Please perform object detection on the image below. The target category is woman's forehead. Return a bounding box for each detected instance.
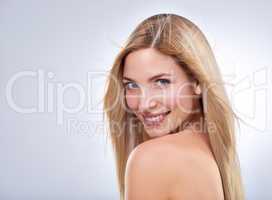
[123,49,188,81]
[123,49,181,77]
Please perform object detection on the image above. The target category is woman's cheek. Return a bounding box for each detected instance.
[165,85,193,113]
[163,86,184,109]
[162,92,176,109]
[125,95,139,111]
[176,87,195,113]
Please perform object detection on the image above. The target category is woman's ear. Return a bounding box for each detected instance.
[193,81,202,95]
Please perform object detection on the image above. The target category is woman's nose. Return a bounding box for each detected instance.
[138,92,158,112]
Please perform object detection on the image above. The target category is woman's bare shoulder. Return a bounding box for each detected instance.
[125,131,224,200]
[127,130,218,177]
[124,134,184,200]
[129,130,215,164]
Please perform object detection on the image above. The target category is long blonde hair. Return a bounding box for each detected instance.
[103,13,244,200]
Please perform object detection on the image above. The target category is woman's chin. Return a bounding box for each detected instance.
[144,127,170,138]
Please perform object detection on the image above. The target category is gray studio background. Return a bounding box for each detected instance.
[0,0,271,199]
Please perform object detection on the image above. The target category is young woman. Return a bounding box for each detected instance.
[103,13,244,200]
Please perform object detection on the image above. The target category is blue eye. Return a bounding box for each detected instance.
[124,82,138,89]
[156,79,170,86]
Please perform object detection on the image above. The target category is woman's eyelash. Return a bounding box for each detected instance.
[156,79,170,85]
[123,82,138,89]
[123,78,171,89]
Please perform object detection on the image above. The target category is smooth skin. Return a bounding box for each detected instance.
[123,48,201,139]
[123,48,224,199]
[124,130,225,200]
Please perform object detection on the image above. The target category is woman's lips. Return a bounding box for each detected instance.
[142,111,171,127]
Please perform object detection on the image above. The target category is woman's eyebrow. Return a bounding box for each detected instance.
[122,73,172,82]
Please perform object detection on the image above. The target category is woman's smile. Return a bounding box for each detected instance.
[123,48,199,137]
[141,110,171,127]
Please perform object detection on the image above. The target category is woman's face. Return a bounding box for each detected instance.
[122,48,201,138]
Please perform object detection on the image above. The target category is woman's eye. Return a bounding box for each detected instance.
[124,82,139,90]
[155,79,170,87]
